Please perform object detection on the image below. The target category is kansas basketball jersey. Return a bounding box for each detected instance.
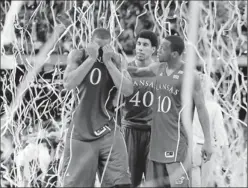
[149,64,195,163]
[122,61,156,130]
[69,48,117,141]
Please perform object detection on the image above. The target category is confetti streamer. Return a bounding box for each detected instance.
[0,1,246,187]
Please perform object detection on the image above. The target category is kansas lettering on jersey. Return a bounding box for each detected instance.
[67,48,117,141]
[122,61,156,130]
[149,65,195,163]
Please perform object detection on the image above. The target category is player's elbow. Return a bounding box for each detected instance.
[122,82,134,97]
[63,82,72,91]
[63,78,75,91]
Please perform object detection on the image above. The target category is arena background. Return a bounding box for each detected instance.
[0,0,247,187]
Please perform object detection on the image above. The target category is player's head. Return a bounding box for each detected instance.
[135,30,158,61]
[92,28,111,47]
[157,35,184,62]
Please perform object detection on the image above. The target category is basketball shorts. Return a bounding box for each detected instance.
[122,126,151,187]
[147,160,190,187]
[60,126,131,187]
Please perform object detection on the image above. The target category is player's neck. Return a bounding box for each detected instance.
[167,59,183,70]
[135,58,153,67]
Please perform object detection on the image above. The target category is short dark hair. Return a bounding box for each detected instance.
[92,28,111,40]
[165,35,185,55]
[136,30,158,48]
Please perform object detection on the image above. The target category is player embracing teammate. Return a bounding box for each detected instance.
[125,34,213,187]
[61,27,213,188]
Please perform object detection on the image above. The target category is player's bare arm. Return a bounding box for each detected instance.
[193,73,213,162]
[128,62,162,77]
[63,43,99,90]
[102,44,133,97]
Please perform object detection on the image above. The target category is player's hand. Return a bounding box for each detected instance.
[201,141,213,162]
[102,44,115,63]
[85,42,99,60]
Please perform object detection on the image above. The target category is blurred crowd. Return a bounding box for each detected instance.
[0,1,195,55]
[1,0,154,55]
[1,1,247,56]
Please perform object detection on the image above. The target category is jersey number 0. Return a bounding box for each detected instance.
[90,68,101,85]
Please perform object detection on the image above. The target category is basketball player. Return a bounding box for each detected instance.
[61,28,132,187]
[121,30,158,187]
[131,35,213,187]
[192,73,229,187]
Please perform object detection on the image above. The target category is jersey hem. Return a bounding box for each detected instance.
[122,124,151,131]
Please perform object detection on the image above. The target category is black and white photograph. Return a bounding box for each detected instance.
[0,0,247,187]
